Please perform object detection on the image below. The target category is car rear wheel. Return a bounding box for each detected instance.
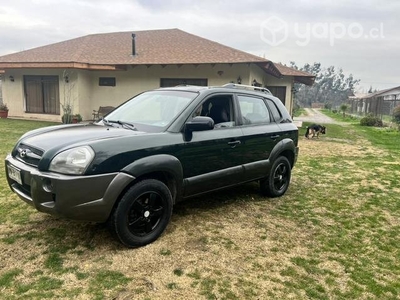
[110,179,173,247]
[260,156,291,197]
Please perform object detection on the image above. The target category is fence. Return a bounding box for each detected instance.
[348,95,400,119]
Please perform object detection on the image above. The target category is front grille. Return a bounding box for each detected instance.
[15,143,44,167]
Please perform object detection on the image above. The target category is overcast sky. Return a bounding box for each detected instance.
[1,0,399,91]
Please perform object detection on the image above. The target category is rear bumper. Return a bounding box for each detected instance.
[5,154,135,222]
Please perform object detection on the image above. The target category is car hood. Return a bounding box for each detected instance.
[15,123,146,153]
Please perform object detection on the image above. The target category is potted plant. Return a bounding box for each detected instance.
[72,114,82,123]
[0,103,9,118]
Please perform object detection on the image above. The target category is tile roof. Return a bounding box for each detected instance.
[274,63,315,85]
[361,86,400,99]
[274,63,315,77]
[0,28,269,66]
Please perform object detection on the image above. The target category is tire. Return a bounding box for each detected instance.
[260,156,291,198]
[110,179,173,247]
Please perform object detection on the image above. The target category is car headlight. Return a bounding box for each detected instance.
[49,146,95,175]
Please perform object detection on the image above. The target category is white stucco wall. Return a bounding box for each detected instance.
[3,63,296,121]
[0,79,3,103]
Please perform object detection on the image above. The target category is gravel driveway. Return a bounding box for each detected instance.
[294,108,343,125]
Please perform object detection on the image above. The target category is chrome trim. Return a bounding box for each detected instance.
[11,184,33,203]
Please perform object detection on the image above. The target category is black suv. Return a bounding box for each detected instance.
[5,84,299,247]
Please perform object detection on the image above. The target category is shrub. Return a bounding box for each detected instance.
[73,114,82,123]
[332,109,338,114]
[62,114,72,124]
[392,105,400,124]
[0,103,9,111]
[360,114,383,127]
[340,104,348,117]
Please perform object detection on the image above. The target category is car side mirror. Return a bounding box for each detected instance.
[184,116,214,141]
[186,116,214,132]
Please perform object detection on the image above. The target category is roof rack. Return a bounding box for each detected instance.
[222,83,272,95]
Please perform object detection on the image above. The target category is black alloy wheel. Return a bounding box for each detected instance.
[260,156,291,198]
[110,179,173,247]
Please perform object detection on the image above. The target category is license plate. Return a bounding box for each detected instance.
[7,165,22,185]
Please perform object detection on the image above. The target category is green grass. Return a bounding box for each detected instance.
[0,117,399,299]
[293,107,306,117]
[322,109,361,123]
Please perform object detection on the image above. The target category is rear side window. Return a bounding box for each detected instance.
[238,95,270,124]
[266,99,282,122]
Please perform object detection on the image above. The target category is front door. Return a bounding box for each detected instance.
[24,75,60,114]
[266,86,286,105]
[181,94,244,196]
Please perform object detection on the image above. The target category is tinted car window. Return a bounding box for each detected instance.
[194,95,236,128]
[238,95,270,124]
[266,99,282,122]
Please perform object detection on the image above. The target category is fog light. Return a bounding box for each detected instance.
[42,178,53,193]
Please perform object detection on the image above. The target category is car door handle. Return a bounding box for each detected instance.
[270,135,280,139]
[227,140,241,148]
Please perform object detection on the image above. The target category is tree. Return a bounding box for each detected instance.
[289,62,360,108]
[340,104,348,117]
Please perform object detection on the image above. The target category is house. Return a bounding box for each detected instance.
[0,28,314,121]
[348,86,400,117]
[0,78,3,104]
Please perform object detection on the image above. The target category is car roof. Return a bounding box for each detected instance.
[156,84,274,98]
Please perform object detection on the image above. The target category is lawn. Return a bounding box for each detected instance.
[0,117,399,299]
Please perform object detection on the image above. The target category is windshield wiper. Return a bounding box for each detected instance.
[118,121,137,131]
[102,118,113,127]
[102,119,137,131]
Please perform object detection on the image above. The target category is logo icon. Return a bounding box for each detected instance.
[260,16,289,46]
[19,149,27,158]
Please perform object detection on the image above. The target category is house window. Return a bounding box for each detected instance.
[266,86,286,105]
[160,78,208,87]
[24,76,60,114]
[99,77,116,86]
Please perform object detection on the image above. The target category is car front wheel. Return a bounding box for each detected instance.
[110,179,173,247]
[260,156,291,197]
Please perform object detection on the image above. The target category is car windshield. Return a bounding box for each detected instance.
[102,90,197,132]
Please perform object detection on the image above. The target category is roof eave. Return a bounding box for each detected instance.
[294,76,315,86]
[0,62,124,71]
[257,62,282,78]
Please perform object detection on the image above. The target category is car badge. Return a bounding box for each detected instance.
[19,149,27,158]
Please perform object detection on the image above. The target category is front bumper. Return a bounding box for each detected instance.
[5,154,135,222]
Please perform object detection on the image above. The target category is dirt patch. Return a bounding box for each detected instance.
[299,137,387,158]
[294,108,344,125]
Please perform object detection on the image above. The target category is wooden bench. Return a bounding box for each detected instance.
[92,106,115,121]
